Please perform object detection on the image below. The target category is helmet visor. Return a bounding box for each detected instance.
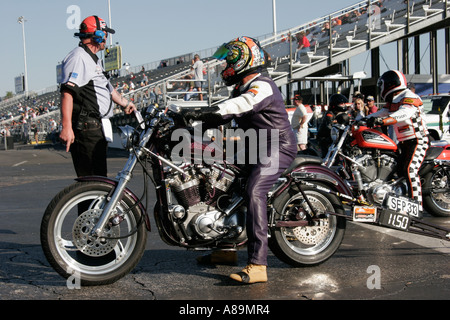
[212,43,230,60]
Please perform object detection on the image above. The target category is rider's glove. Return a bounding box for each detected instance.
[184,111,222,123]
[183,106,224,128]
[367,117,384,128]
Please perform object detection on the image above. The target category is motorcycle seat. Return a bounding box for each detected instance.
[424,147,444,161]
[282,155,323,176]
[430,140,449,147]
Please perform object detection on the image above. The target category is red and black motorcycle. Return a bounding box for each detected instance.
[323,113,450,217]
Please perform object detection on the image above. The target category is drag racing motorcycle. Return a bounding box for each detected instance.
[40,104,449,286]
[323,113,450,218]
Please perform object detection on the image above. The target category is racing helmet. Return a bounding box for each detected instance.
[75,16,115,43]
[212,36,267,86]
[328,94,348,113]
[377,70,407,101]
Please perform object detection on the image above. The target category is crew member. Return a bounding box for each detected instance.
[59,15,136,178]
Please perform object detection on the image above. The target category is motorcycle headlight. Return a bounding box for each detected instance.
[331,127,340,142]
[118,125,135,149]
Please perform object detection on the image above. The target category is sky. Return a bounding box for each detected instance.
[0,0,447,98]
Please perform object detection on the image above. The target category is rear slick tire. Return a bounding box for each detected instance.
[269,185,346,267]
[40,181,147,286]
[422,168,450,217]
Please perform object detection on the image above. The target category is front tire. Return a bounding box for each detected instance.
[269,185,346,267]
[40,181,147,286]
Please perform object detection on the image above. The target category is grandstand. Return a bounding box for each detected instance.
[1,0,449,148]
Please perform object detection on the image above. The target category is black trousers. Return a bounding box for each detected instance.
[70,118,108,177]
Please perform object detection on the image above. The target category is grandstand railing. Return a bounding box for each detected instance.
[108,0,449,130]
[2,0,449,145]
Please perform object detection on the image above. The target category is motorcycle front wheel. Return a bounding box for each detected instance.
[40,181,148,286]
[422,167,450,217]
[269,185,346,267]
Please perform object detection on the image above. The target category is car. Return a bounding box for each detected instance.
[421,94,450,141]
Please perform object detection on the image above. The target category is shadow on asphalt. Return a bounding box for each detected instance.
[8,142,129,159]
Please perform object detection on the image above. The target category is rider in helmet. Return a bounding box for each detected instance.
[190,36,297,283]
[317,93,349,156]
[366,69,429,212]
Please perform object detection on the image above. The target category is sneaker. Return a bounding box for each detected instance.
[229,264,267,284]
[196,250,238,265]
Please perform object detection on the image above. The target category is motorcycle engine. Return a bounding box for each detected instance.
[353,153,402,205]
[354,153,397,182]
[164,163,246,242]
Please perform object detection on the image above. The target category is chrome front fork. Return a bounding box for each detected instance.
[91,154,138,237]
[91,125,155,237]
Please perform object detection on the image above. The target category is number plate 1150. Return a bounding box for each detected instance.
[379,209,411,231]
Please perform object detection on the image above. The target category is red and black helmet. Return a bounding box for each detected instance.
[75,16,115,43]
[377,70,407,101]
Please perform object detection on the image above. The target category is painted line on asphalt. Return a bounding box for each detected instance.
[12,161,28,167]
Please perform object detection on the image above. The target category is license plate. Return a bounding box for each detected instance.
[379,209,411,231]
[385,194,420,217]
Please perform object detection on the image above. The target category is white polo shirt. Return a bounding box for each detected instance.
[60,43,114,119]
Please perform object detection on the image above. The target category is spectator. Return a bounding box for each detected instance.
[320,21,335,38]
[191,54,204,100]
[368,3,381,29]
[332,17,342,27]
[141,74,148,86]
[351,91,364,111]
[352,97,366,120]
[49,118,58,144]
[295,32,310,62]
[290,95,310,151]
[31,123,38,145]
[129,80,135,92]
[366,95,378,114]
[341,12,352,24]
[182,74,196,101]
[1,126,11,137]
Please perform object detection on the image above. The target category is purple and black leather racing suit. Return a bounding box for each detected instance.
[217,74,297,266]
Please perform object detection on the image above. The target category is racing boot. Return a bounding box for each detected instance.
[229,264,267,284]
[196,250,238,265]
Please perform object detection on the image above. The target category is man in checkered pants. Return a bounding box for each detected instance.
[367,70,429,212]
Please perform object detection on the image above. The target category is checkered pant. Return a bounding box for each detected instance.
[398,116,429,211]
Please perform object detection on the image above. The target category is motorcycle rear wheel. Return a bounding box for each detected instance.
[269,185,346,267]
[40,181,147,286]
[423,167,450,217]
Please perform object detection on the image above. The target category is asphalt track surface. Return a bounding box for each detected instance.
[0,143,448,314]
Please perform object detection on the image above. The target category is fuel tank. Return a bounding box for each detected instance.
[352,127,397,151]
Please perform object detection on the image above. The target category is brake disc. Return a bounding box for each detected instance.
[72,209,120,257]
[293,220,330,245]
